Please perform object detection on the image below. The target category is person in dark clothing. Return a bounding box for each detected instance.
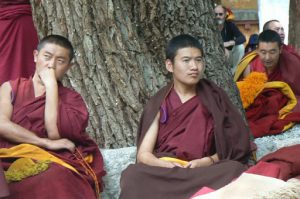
[245,33,259,54]
[214,5,246,73]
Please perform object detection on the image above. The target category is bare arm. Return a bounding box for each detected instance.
[137,112,182,168]
[39,67,60,139]
[0,82,75,152]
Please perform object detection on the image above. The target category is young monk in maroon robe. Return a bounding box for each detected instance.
[120,34,251,199]
[0,35,105,198]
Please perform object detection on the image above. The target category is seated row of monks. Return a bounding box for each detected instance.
[1,21,300,199]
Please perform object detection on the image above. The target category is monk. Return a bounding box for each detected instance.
[262,19,298,54]
[120,34,251,199]
[234,30,300,138]
[0,35,105,198]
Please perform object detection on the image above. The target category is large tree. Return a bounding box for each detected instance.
[289,0,300,51]
[30,0,243,148]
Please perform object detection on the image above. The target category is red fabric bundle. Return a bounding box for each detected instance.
[0,2,38,85]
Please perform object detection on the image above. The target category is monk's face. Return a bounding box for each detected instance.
[268,21,285,43]
[257,41,282,73]
[34,43,72,81]
[166,47,205,87]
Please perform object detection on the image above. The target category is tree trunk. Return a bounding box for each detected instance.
[30,0,244,148]
[289,0,300,51]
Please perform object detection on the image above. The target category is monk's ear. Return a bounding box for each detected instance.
[33,50,38,62]
[279,45,283,54]
[165,59,174,73]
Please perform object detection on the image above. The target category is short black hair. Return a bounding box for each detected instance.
[262,19,279,31]
[258,30,282,48]
[37,34,74,61]
[165,34,203,62]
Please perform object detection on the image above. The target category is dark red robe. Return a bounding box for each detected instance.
[155,88,215,160]
[248,144,300,181]
[120,79,251,199]
[0,78,105,199]
[0,160,9,198]
[0,1,38,85]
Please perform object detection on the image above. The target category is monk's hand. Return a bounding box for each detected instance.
[38,66,57,88]
[184,158,212,168]
[160,160,183,168]
[43,138,75,153]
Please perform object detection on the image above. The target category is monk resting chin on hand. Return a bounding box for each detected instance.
[0,35,105,199]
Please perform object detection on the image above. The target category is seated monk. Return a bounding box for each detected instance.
[234,30,300,138]
[0,35,105,198]
[120,34,251,199]
[262,19,298,54]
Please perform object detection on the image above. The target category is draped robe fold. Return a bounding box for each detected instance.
[120,79,251,199]
[0,1,38,84]
[0,78,105,199]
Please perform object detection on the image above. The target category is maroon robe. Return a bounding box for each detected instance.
[120,79,251,199]
[246,46,300,137]
[155,88,214,160]
[247,144,300,181]
[0,160,9,198]
[0,78,105,199]
[0,1,38,85]
[260,144,300,181]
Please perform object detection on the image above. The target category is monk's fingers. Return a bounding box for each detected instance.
[183,162,192,168]
[172,162,184,168]
[62,139,76,152]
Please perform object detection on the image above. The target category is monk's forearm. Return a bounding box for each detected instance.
[0,118,47,147]
[44,83,60,139]
[0,118,75,152]
[137,152,173,168]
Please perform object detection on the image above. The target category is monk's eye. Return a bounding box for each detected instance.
[260,51,266,55]
[196,58,203,63]
[44,54,51,60]
[57,59,66,64]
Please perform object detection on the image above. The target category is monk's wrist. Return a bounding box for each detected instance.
[39,138,51,149]
[207,156,215,165]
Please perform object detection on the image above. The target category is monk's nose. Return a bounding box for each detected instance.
[190,61,198,70]
[48,59,56,69]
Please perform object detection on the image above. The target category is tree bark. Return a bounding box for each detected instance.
[289,0,300,51]
[30,0,244,148]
